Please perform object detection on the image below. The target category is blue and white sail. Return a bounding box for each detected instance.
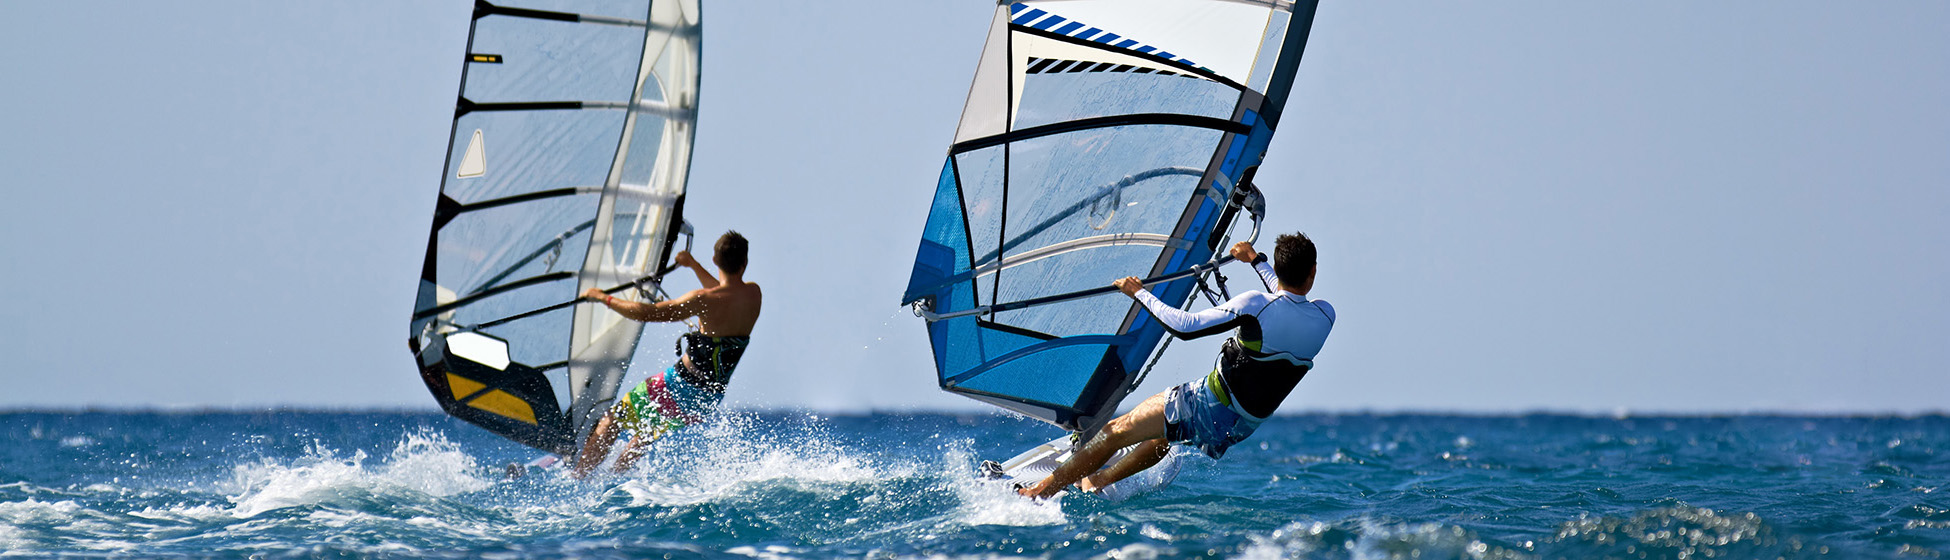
[902,0,1317,436]
[408,0,701,454]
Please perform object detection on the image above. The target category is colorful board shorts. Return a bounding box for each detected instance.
[610,365,725,435]
[1163,377,1262,459]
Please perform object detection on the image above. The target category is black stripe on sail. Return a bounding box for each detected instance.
[951,113,1250,155]
[977,319,1058,341]
[1027,58,1057,73]
[433,188,584,230]
[1046,60,1077,73]
[456,98,585,118]
[1110,64,1134,73]
[474,1,578,22]
[469,218,599,294]
[1011,23,1243,91]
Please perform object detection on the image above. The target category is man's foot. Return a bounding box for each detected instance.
[1076,475,1102,494]
[978,460,1006,480]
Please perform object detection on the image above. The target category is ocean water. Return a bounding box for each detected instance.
[1,411,1944,559]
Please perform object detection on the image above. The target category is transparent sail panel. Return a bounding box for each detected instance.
[411,0,701,454]
[444,111,621,203]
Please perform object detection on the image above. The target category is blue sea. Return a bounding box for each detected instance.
[1,411,1945,559]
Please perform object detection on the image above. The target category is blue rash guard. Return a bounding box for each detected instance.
[1133,258,1336,421]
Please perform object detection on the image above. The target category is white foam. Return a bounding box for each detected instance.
[605,413,896,508]
[220,429,491,518]
[0,498,87,552]
[937,445,1065,527]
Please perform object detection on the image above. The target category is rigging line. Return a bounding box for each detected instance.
[413,271,574,321]
[919,179,1266,321]
[902,164,1203,302]
[467,218,600,296]
[919,255,1235,322]
[976,166,1203,266]
[1129,182,1266,397]
[465,269,671,331]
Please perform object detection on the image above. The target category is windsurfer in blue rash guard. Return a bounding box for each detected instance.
[1019,233,1335,499]
[571,231,762,478]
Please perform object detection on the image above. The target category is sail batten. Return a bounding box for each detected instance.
[410,0,701,454]
[905,0,1318,436]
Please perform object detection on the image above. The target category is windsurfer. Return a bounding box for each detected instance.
[1018,234,1335,499]
[571,231,762,477]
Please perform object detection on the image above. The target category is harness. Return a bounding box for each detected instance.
[673,332,749,392]
[1203,296,1332,420]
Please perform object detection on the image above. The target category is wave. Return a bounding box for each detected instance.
[220,428,492,518]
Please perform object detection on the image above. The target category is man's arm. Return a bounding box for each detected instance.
[583,288,706,323]
[1113,277,1256,340]
[1230,242,1278,292]
[675,251,719,289]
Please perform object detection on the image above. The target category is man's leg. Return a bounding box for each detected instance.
[573,414,621,478]
[1020,390,1170,499]
[1078,438,1170,493]
[612,427,668,473]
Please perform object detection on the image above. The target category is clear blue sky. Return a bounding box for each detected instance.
[2,1,1945,413]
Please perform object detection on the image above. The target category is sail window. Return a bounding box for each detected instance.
[457,129,487,178]
[446,331,512,371]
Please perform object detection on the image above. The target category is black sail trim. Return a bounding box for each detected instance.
[474,1,579,23]
[1010,23,1246,91]
[412,271,574,320]
[434,188,586,230]
[456,99,588,118]
[977,319,1058,341]
[951,113,1248,155]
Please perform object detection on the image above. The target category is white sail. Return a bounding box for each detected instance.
[408,0,702,454]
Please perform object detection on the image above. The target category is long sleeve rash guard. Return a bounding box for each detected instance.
[1131,259,1335,419]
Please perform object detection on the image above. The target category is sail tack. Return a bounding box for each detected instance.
[409,0,701,454]
[903,0,1319,435]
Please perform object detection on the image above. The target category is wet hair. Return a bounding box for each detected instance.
[1273,233,1316,287]
[714,231,749,274]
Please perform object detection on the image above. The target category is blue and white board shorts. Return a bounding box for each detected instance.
[1164,379,1260,459]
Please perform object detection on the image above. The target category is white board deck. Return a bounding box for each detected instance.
[982,435,1183,502]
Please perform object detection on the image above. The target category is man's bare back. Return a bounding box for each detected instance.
[580,249,760,336]
[673,250,761,337]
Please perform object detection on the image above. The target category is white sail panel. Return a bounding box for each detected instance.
[570,0,701,434]
[1023,0,1279,85]
[954,7,1017,144]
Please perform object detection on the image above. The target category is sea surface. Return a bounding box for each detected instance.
[1,411,1945,559]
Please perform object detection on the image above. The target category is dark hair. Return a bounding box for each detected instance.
[714,231,749,274]
[1273,233,1315,287]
